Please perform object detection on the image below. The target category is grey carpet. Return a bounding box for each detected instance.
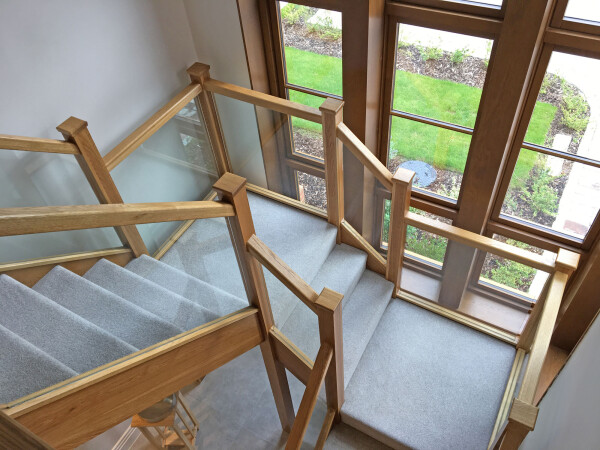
[34,265,182,349]
[0,324,78,404]
[125,254,246,318]
[84,258,219,330]
[0,275,136,374]
[341,299,516,450]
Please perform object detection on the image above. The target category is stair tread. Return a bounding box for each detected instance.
[85,258,219,330]
[341,299,516,450]
[34,265,182,349]
[0,324,77,404]
[125,255,246,318]
[0,275,136,374]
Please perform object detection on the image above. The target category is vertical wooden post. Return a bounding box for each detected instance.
[57,117,148,257]
[315,287,344,420]
[187,63,232,177]
[386,168,414,293]
[320,98,345,243]
[213,172,295,432]
[0,409,52,450]
[496,399,539,450]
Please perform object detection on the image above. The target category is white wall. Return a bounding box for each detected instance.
[184,0,268,188]
[0,0,201,261]
[521,314,600,449]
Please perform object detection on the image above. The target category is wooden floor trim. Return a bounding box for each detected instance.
[397,289,519,345]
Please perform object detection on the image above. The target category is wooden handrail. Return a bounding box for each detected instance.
[0,201,234,237]
[517,271,569,404]
[286,344,333,450]
[247,234,320,312]
[405,212,557,273]
[204,78,322,124]
[336,123,393,191]
[104,83,202,171]
[0,134,79,155]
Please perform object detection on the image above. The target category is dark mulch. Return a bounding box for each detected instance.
[298,171,327,210]
[293,129,324,160]
[281,10,342,58]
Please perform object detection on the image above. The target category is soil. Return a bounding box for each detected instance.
[297,171,327,210]
[281,10,342,58]
[292,129,324,160]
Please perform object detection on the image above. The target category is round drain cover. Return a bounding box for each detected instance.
[400,161,437,187]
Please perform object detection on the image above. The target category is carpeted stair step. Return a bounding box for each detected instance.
[34,266,181,349]
[84,258,219,330]
[0,275,136,374]
[341,299,516,450]
[0,324,78,404]
[125,255,246,317]
[279,244,367,363]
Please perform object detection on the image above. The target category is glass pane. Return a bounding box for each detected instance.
[501,149,600,239]
[382,201,450,264]
[565,0,600,24]
[394,24,493,128]
[442,0,503,6]
[388,116,470,200]
[479,235,553,299]
[525,52,598,161]
[288,89,324,161]
[0,150,121,262]
[112,101,218,254]
[279,2,342,96]
[296,171,326,211]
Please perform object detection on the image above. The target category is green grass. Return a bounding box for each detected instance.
[284,46,556,181]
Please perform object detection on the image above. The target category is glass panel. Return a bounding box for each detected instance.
[112,101,218,254]
[501,149,600,239]
[288,89,324,161]
[565,0,600,24]
[0,150,121,262]
[382,201,450,264]
[388,116,470,200]
[525,52,598,161]
[479,235,553,300]
[296,171,326,211]
[394,24,493,128]
[279,2,342,96]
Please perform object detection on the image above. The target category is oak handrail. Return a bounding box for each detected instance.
[0,134,79,155]
[0,201,235,237]
[336,122,393,191]
[103,83,203,171]
[204,78,322,123]
[247,234,320,312]
[405,212,557,273]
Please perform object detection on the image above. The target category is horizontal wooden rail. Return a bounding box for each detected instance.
[286,344,333,450]
[0,201,234,237]
[104,83,202,171]
[0,134,79,155]
[270,327,314,386]
[517,271,569,404]
[336,123,393,191]
[405,212,557,273]
[7,308,262,448]
[204,78,322,123]
[247,234,320,312]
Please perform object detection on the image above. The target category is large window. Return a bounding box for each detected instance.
[495,52,600,243]
[385,24,493,201]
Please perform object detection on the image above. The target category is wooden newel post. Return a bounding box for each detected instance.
[57,117,148,257]
[187,62,231,177]
[320,98,345,243]
[386,168,414,293]
[315,287,344,419]
[213,172,295,431]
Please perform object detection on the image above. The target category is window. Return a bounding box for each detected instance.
[497,52,600,241]
[386,24,493,201]
[564,0,600,25]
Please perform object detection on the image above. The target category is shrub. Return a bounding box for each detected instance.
[561,85,589,133]
[307,16,341,41]
[522,166,559,220]
[488,260,537,291]
[539,74,551,95]
[451,47,471,64]
[419,45,443,61]
[280,4,311,25]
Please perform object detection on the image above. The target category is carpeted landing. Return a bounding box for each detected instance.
[0,192,516,450]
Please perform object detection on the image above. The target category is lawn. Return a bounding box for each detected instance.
[284,46,557,183]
